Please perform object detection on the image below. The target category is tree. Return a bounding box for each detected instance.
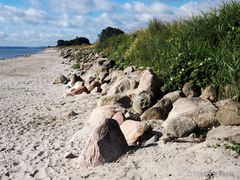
[98,27,124,42]
[57,37,90,47]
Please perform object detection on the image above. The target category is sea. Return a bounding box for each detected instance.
[0,47,46,60]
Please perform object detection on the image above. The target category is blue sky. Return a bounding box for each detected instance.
[0,0,231,46]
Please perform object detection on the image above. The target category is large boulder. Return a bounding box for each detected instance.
[97,94,132,108]
[141,98,172,121]
[167,98,218,128]
[216,99,240,126]
[138,70,163,98]
[80,119,128,167]
[88,105,126,126]
[107,78,138,95]
[206,126,240,144]
[163,117,197,137]
[132,91,155,114]
[120,120,151,146]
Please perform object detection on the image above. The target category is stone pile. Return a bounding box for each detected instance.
[57,47,240,167]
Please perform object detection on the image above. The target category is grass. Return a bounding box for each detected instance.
[96,1,240,100]
[224,142,240,155]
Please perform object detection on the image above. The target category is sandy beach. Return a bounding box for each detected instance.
[0,49,239,180]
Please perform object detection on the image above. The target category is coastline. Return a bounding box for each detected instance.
[0,49,239,179]
[0,47,47,60]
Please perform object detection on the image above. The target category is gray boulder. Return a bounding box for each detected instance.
[216,99,240,126]
[141,98,172,121]
[132,90,155,114]
[163,117,197,137]
[138,69,163,98]
[167,97,218,128]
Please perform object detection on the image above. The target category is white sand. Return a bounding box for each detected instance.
[0,49,239,180]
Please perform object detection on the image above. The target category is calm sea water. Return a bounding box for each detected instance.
[0,47,46,60]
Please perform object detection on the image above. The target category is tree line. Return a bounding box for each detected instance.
[57,27,124,47]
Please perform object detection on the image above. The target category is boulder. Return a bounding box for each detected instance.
[101,83,109,95]
[125,111,141,121]
[141,98,172,121]
[84,75,96,86]
[70,81,84,91]
[200,85,216,101]
[132,90,155,114]
[163,90,183,103]
[80,119,128,167]
[88,105,126,126]
[163,117,197,137]
[68,74,83,87]
[120,120,151,146]
[107,78,138,96]
[53,75,69,84]
[98,72,109,84]
[66,86,88,96]
[124,66,135,74]
[86,81,101,92]
[216,99,240,126]
[112,112,125,125]
[182,82,201,98]
[97,94,132,108]
[206,126,240,144]
[90,86,101,94]
[103,60,116,69]
[138,70,163,98]
[167,98,218,128]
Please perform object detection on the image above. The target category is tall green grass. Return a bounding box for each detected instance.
[97,1,240,100]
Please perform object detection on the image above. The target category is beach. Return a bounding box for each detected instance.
[0,49,239,180]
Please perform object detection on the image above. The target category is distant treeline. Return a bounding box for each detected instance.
[57,37,90,47]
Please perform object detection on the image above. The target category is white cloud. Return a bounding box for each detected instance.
[0,0,233,46]
[0,16,4,23]
[0,32,7,39]
[122,2,132,11]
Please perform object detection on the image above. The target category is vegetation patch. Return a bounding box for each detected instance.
[96,1,240,100]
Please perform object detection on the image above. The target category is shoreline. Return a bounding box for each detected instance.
[0,47,49,61]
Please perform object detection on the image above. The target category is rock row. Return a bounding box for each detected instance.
[56,47,240,167]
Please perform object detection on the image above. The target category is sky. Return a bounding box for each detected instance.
[0,0,234,46]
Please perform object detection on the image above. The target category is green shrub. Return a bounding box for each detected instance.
[97,1,240,99]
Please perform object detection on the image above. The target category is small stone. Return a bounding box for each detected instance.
[144,135,159,146]
[65,153,78,159]
[53,75,69,84]
[65,110,78,118]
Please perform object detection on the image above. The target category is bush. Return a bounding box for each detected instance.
[57,37,90,47]
[98,27,124,42]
